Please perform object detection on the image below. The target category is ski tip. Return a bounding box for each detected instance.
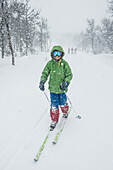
[34,158,38,162]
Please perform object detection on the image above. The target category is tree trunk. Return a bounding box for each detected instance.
[91,37,95,54]
[1,1,5,58]
[5,19,15,65]
[3,0,15,65]
[25,44,28,56]
[1,33,4,58]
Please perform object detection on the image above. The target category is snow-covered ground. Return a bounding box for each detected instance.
[0,51,113,170]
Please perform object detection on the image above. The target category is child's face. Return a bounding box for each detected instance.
[54,55,61,60]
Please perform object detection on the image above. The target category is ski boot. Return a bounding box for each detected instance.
[62,113,68,118]
[50,121,57,131]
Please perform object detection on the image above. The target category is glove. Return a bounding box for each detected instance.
[39,81,45,91]
[60,81,69,91]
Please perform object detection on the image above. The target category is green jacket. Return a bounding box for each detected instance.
[40,46,73,94]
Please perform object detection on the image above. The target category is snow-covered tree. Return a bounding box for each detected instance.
[21,0,40,55]
[77,32,90,52]
[86,19,96,53]
[0,0,5,58]
[10,1,26,55]
[37,17,50,52]
[94,25,104,53]
[9,0,40,56]
[0,0,15,65]
[77,17,113,54]
[101,18,113,52]
[0,0,50,63]
[108,0,113,16]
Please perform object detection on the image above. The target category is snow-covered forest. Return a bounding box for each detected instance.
[0,0,113,64]
[53,0,113,54]
[0,0,50,64]
[71,0,113,54]
[77,17,113,54]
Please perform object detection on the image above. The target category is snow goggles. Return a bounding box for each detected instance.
[52,51,62,57]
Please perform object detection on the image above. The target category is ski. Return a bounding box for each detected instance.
[34,104,81,161]
[52,118,67,144]
[52,106,72,145]
[34,130,51,161]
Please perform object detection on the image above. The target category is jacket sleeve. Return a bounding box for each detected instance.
[64,62,73,84]
[40,61,50,82]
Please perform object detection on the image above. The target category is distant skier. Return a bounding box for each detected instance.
[71,47,73,54]
[39,45,73,130]
[68,48,70,54]
[74,48,77,54]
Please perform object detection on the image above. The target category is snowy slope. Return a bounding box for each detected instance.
[0,51,113,170]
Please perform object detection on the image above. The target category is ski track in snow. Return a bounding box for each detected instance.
[0,52,113,170]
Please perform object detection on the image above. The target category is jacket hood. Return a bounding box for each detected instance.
[50,45,65,58]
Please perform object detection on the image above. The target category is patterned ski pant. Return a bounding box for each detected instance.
[50,92,69,122]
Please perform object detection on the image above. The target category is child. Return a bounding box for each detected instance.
[39,45,73,130]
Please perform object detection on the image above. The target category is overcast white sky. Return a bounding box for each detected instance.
[29,0,108,33]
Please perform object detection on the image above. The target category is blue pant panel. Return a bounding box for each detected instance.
[50,92,67,109]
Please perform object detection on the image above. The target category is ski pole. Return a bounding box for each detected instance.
[43,91,50,104]
[67,95,81,119]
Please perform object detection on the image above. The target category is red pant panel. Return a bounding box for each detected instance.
[50,108,59,122]
[60,103,69,114]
